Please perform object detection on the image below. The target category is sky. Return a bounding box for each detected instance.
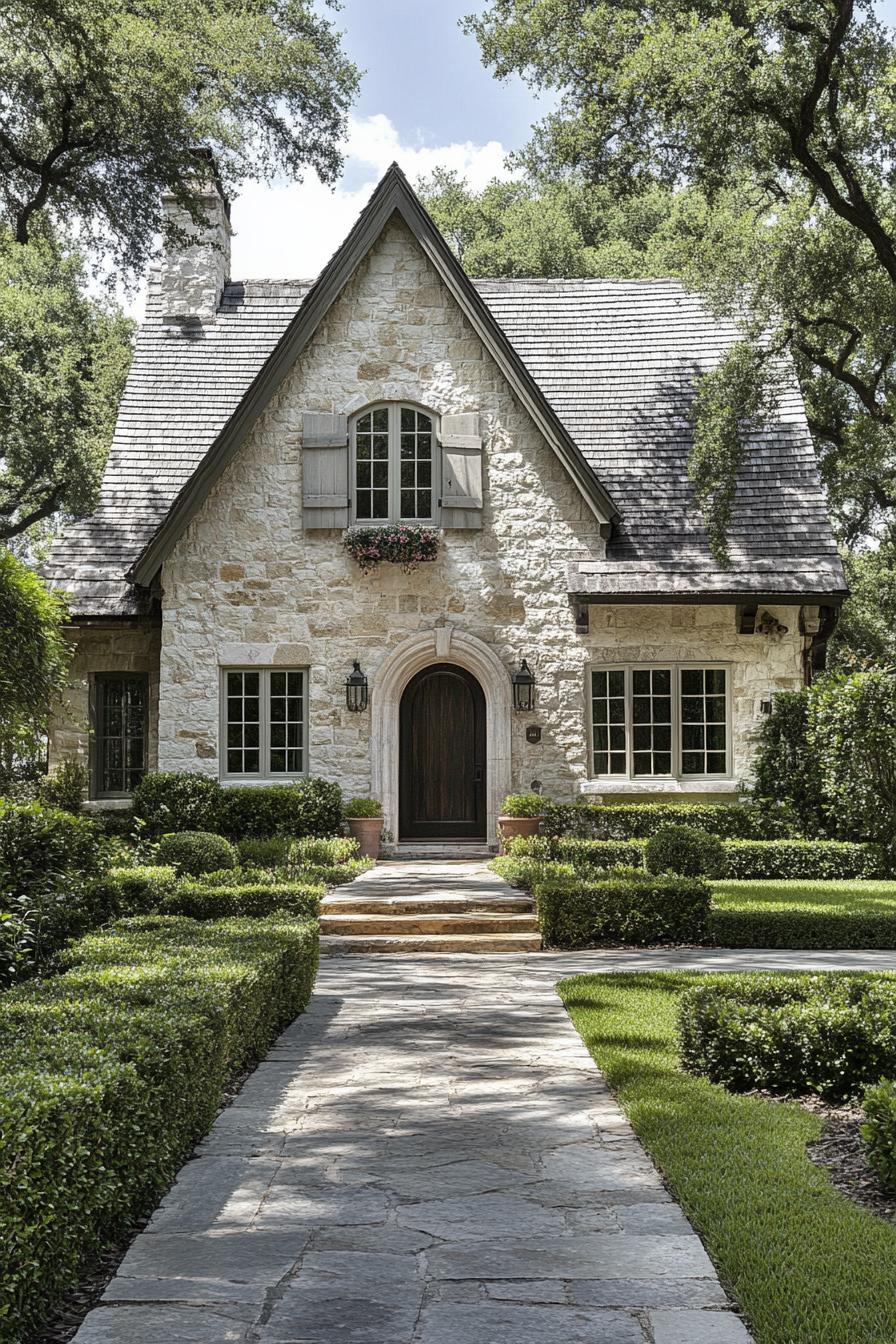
[153,0,896,306]
[226,0,544,285]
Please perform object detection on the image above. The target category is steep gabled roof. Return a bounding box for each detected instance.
[126,163,618,588]
[45,178,847,616]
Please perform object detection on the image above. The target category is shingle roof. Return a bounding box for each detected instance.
[46,270,845,616]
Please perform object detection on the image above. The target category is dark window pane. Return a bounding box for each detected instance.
[373,460,388,488]
[401,434,415,457]
[681,669,703,695]
[706,697,726,722]
[400,406,415,432]
[227,749,242,773]
[633,725,651,751]
[608,698,625,724]
[372,433,388,457]
[595,725,609,751]
[227,673,242,696]
[243,749,259,774]
[681,696,702,722]
[707,752,727,773]
[373,493,389,519]
[244,722,259,748]
[400,490,414,516]
[608,670,625,697]
[654,696,671,722]
[632,670,651,696]
[270,722,285,749]
[400,461,414,487]
[707,724,727,751]
[357,461,371,486]
[270,749,286,773]
[706,669,726,694]
[653,669,671,694]
[417,490,430,516]
[632,696,651,724]
[418,462,431,486]
[610,726,626,751]
[356,440,371,461]
[681,752,703,775]
[609,752,627,774]
[633,753,652,775]
[372,408,388,432]
[654,725,671,751]
[682,724,705,750]
[357,412,372,433]
[270,672,286,698]
[417,411,432,432]
[654,753,672,774]
[593,671,608,696]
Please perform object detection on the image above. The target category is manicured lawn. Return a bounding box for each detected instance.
[711,879,896,947]
[559,971,896,1344]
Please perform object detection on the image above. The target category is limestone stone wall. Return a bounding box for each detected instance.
[49,622,161,795]
[154,214,805,821]
[159,185,231,324]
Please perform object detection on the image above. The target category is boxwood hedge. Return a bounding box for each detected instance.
[677,972,896,1101]
[162,880,323,920]
[539,801,770,840]
[0,912,318,1341]
[862,1079,896,1192]
[534,870,711,947]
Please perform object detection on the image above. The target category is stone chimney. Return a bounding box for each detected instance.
[160,149,231,323]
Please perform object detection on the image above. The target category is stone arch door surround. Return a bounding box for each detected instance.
[371,628,512,847]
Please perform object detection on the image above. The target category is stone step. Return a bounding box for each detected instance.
[321,894,534,916]
[320,912,539,937]
[320,931,543,955]
[388,845,497,860]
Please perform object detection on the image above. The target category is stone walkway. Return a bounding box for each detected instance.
[70,910,896,1343]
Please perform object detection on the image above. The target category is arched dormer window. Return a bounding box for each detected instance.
[352,404,437,524]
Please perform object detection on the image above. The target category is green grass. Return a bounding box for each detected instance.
[711,880,896,947]
[559,971,896,1344]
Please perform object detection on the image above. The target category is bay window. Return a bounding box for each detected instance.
[590,665,730,779]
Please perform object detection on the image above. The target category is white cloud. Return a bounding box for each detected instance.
[228,113,514,282]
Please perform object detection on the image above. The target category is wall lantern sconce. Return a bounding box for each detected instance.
[345,661,369,712]
[511,659,536,712]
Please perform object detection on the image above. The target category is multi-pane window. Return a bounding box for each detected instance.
[94,674,148,797]
[681,668,728,775]
[591,669,627,775]
[590,666,729,779]
[222,668,306,779]
[353,403,436,523]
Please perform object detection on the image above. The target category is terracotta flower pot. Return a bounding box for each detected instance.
[346,815,382,860]
[497,814,541,854]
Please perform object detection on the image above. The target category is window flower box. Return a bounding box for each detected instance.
[342,524,439,574]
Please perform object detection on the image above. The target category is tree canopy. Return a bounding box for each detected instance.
[465,0,896,557]
[0,548,71,767]
[0,0,360,273]
[0,228,132,543]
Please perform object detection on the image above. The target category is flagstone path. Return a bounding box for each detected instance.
[70,865,896,1344]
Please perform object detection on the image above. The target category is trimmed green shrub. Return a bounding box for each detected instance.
[500,792,544,818]
[534,870,710,947]
[236,836,290,869]
[289,835,359,868]
[0,800,106,899]
[156,830,237,877]
[645,825,725,878]
[343,797,381,818]
[492,855,576,890]
[217,778,343,839]
[721,839,883,880]
[862,1079,896,1192]
[37,760,88,814]
[678,973,896,1101]
[501,834,645,872]
[162,881,323,920]
[539,801,778,840]
[132,771,221,837]
[0,912,318,1340]
[103,866,178,914]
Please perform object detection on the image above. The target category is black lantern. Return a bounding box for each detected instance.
[511,658,536,712]
[345,661,369,712]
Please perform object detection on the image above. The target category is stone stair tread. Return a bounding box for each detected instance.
[320,932,543,955]
[321,897,534,914]
[321,914,539,936]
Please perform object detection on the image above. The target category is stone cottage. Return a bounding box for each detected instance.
[45,163,846,845]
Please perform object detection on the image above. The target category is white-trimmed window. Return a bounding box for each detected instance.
[590,665,730,779]
[221,668,307,780]
[352,403,437,523]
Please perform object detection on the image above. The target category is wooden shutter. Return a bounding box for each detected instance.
[302,412,349,528]
[440,412,483,529]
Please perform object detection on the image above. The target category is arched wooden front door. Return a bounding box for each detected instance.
[399,663,487,841]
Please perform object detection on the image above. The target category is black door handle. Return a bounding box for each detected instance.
[474,766,483,783]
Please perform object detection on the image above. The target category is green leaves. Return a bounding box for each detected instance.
[0,549,71,759]
[0,227,133,540]
[0,0,360,273]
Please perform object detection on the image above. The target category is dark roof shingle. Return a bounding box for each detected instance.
[46,274,845,615]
